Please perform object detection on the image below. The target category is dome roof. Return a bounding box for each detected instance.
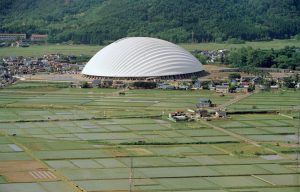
[82,37,203,78]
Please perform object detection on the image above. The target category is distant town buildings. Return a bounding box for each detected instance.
[30,34,48,41]
[0,33,48,42]
[197,98,213,108]
[0,33,26,41]
[0,54,86,87]
[216,85,229,93]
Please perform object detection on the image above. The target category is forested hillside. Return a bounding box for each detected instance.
[0,0,299,44]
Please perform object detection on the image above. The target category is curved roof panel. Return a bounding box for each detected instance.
[82,37,203,78]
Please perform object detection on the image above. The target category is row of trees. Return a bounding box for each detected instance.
[229,46,300,70]
[1,0,300,44]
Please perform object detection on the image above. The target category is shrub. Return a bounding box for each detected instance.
[132,81,156,89]
[81,81,91,88]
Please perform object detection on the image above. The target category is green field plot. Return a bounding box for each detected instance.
[46,160,77,169]
[75,132,142,141]
[137,166,219,178]
[206,176,270,188]
[61,168,145,180]
[0,176,7,184]
[0,144,23,152]
[70,159,103,168]
[211,113,298,145]
[257,174,300,186]
[215,121,253,128]
[0,182,75,192]
[190,154,271,165]
[192,136,239,143]
[154,177,217,190]
[34,149,111,159]
[209,164,271,175]
[0,44,102,57]
[124,124,169,131]
[76,179,135,191]
[0,152,31,160]
[0,39,299,57]
[228,128,271,135]
[0,137,11,144]
[119,157,175,167]
[178,129,227,137]
[256,164,294,174]
[180,39,300,51]
[0,84,299,192]
[95,158,127,168]
[189,155,223,165]
[230,187,300,192]
[248,134,299,142]
[19,138,94,151]
[0,183,48,192]
[39,182,76,192]
[228,90,300,112]
[260,126,297,134]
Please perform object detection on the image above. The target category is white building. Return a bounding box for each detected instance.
[82,37,203,80]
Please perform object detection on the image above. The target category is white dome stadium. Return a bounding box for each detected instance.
[82,37,203,79]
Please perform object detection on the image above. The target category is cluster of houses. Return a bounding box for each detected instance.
[72,79,128,89]
[0,33,48,47]
[156,79,252,93]
[0,65,16,88]
[2,55,85,75]
[208,82,250,94]
[168,98,227,122]
[0,54,86,87]
[80,77,255,93]
[192,49,228,63]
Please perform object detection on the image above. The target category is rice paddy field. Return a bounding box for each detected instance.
[228,90,300,113]
[0,81,299,192]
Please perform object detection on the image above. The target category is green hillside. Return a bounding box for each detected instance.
[1,0,300,44]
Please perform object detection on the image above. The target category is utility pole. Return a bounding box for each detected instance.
[191,31,194,43]
[129,157,134,192]
[297,108,300,172]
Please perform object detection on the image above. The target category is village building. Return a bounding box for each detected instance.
[91,79,101,88]
[30,34,48,41]
[192,80,201,90]
[215,110,227,118]
[196,98,212,108]
[270,84,280,89]
[0,33,26,41]
[100,79,113,88]
[157,83,176,90]
[196,109,209,117]
[169,111,188,122]
[235,87,248,93]
[216,85,229,93]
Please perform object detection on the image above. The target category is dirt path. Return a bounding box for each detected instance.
[214,92,253,111]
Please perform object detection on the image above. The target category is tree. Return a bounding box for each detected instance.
[196,54,208,64]
[191,75,198,84]
[282,76,295,88]
[16,35,21,41]
[1,0,300,44]
[132,81,156,89]
[81,81,91,88]
[274,55,290,69]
